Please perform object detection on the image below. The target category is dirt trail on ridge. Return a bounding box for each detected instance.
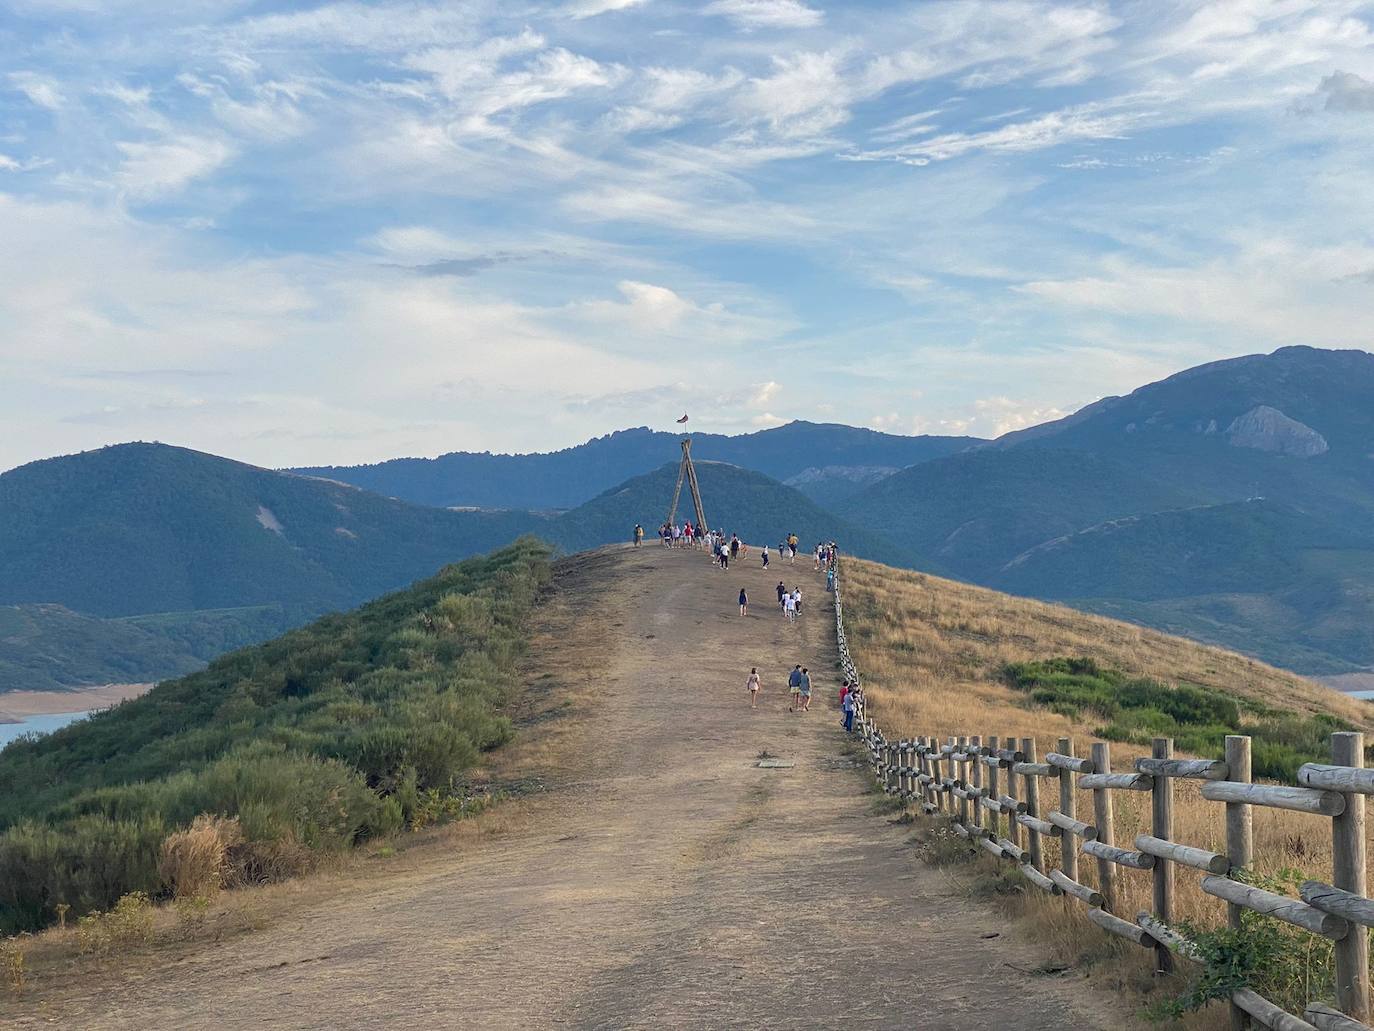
[17,545,1126,1030]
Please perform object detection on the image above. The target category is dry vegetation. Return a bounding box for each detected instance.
[843,557,1374,1027]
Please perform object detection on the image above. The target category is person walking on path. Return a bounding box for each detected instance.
[738,587,748,617]
[776,580,786,609]
[787,665,802,711]
[783,591,797,623]
[762,545,770,569]
[746,667,761,709]
[798,667,812,712]
[633,524,644,547]
[841,683,856,731]
[791,587,802,617]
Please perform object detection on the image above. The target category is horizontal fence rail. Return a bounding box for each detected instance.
[833,556,1374,1031]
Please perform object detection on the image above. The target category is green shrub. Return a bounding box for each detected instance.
[1005,657,1343,780]
[0,540,550,932]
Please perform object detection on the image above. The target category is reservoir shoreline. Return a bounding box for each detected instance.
[0,682,152,722]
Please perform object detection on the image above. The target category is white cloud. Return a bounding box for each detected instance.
[749,380,780,407]
[1019,240,1374,348]
[734,51,851,138]
[114,136,234,199]
[234,2,480,51]
[8,71,65,110]
[972,396,1072,436]
[566,0,647,19]
[704,0,823,30]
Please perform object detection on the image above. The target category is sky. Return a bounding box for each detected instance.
[2,0,1373,472]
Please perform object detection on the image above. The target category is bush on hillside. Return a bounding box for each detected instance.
[0,539,551,932]
[1003,657,1350,780]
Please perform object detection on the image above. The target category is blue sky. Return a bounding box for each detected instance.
[3,0,1373,471]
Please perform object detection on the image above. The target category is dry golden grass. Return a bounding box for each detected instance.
[843,557,1374,1027]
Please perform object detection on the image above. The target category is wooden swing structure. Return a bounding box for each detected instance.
[666,437,708,534]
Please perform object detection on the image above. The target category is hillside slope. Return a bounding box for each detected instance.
[0,443,545,619]
[0,540,550,932]
[292,421,978,510]
[840,346,1374,672]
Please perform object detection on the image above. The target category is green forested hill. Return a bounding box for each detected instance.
[0,443,545,618]
[0,540,550,932]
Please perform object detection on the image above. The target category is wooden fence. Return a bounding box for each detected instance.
[833,559,1374,1031]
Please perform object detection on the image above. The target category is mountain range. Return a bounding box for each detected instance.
[292,422,978,510]
[3,344,1373,687]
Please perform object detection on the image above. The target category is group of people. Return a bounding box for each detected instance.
[711,531,745,569]
[742,664,862,731]
[652,520,700,547]
[775,580,804,622]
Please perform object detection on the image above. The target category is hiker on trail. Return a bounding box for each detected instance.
[814,544,823,570]
[842,682,856,731]
[762,545,770,569]
[738,587,748,616]
[719,545,729,570]
[747,667,761,709]
[826,566,835,593]
[788,533,798,561]
[791,587,802,616]
[633,524,644,547]
[788,665,802,710]
[730,534,739,559]
[776,581,786,608]
[783,591,797,623]
[798,668,812,712]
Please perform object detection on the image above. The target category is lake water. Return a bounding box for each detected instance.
[1347,690,1374,701]
[0,710,91,750]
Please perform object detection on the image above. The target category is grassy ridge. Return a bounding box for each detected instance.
[0,539,551,933]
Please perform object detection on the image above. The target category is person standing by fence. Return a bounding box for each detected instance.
[841,683,855,731]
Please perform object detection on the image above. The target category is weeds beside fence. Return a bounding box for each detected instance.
[834,556,1374,1031]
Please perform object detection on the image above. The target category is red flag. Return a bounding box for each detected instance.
[676,413,689,424]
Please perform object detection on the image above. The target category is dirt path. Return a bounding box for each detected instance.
[14,545,1126,1030]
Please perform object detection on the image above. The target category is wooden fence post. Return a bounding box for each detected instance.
[931,738,944,813]
[957,735,970,826]
[1332,731,1369,1021]
[1058,736,1078,883]
[986,735,1000,840]
[1091,741,1117,914]
[1223,735,1254,1031]
[970,735,984,835]
[1006,729,1021,848]
[1023,737,1043,872]
[1151,737,1175,974]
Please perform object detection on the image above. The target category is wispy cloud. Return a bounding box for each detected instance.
[3,0,1374,469]
[703,0,823,30]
